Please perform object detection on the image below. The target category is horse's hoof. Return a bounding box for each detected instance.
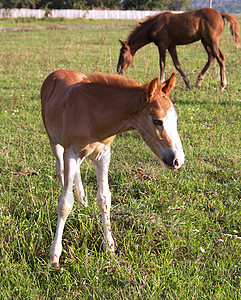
[50,262,60,270]
[185,81,192,90]
[102,239,115,254]
[50,254,60,269]
[195,81,201,88]
[79,198,88,207]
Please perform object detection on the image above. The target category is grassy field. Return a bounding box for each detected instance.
[0,17,137,29]
[0,16,241,299]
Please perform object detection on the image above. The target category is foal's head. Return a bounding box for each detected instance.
[138,73,184,170]
[117,40,133,75]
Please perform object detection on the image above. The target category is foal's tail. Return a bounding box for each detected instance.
[222,13,240,46]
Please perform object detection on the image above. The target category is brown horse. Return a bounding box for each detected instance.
[41,69,184,269]
[117,8,240,90]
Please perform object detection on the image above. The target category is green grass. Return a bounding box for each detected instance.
[0,17,137,29]
[0,17,241,299]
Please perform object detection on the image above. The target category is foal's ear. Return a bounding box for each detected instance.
[119,40,128,48]
[147,77,158,100]
[161,73,175,95]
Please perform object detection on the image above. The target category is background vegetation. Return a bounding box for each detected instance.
[191,0,241,14]
[1,0,241,15]
[0,16,241,299]
[0,0,193,11]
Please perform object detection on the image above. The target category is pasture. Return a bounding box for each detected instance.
[0,16,241,299]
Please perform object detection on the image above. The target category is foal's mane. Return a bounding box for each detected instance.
[128,11,172,43]
[87,72,143,90]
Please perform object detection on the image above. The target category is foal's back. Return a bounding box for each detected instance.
[152,8,224,45]
[41,70,89,144]
[41,70,88,113]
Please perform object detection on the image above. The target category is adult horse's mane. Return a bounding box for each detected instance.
[87,72,143,90]
[128,11,173,42]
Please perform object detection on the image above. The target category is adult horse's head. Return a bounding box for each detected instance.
[137,73,184,170]
[117,40,133,75]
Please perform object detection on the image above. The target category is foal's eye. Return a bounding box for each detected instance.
[153,119,163,126]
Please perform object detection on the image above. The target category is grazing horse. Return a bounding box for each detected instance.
[41,69,185,269]
[117,8,240,90]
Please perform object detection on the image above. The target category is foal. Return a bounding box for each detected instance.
[117,8,240,90]
[41,70,185,269]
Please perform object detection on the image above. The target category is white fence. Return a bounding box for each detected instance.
[0,8,161,19]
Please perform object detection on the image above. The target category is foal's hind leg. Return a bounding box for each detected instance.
[50,142,64,188]
[168,46,191,89]
[74,158,88,207]
[196,42,215,88]
[215,47,226,91]
[91,145,115,254]
[50,147,78,269]
[198,42,226,90]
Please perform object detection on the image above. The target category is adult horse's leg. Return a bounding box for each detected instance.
[91,145,115,253]
[50,147,78,269]
[74,158,88,207]
[158,46,166,83]
[50,142,64,188]
[168,46,191,90]
[196,43,215,88]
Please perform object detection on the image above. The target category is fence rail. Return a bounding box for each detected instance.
[0,9,162,19]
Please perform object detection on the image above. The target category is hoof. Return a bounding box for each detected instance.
[77,198,88,207]
[50,254,60,269]
[185,82,192,90]
[81,198,88,208]
[102,239,115,254]
[51,262,60,270]
[195,81,201,88]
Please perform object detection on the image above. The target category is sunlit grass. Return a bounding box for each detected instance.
[0,16,137,28]
[0,17,240,299]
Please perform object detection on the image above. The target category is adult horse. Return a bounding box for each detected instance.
[41,69,184,269]
[117,8,240,90]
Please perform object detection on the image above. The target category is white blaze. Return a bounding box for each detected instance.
[163,104,185,167]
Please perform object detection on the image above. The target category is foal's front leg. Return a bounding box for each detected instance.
[50,147,78,269]
[91,145,115,254]
[168,46,191,89]
[196,43,215,88]
[74,158,88,207]
[158,46,166,83]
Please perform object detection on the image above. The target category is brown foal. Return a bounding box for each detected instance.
[41,70,185,269]
[117,8,240,90]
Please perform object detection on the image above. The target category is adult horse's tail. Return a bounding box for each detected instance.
[222,13,240,46]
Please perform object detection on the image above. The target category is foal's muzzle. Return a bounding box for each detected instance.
[162,149,184,170]
[162,157,180,170]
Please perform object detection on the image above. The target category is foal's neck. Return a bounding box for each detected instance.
[83,86,147,142]
[128,26,152,55]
